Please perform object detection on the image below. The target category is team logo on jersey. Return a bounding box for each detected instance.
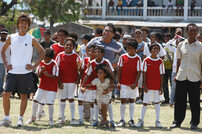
[25,43,27,46]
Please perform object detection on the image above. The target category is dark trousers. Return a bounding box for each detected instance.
[163,69,172,102]
[174,80,200,126]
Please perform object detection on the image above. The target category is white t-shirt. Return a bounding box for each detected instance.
[143,42,166,58]
[0,40,11,64]
[9,33,33,74]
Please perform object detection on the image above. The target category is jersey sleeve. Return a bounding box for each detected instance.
[142,59,147,72]
[91,78,98,85]
[159,60,165,74]
[137,57,141,71]
[118,56,123,67]
[81,59,85,69]
[37,64,42,74]
[86,64,93,75]
[52,63,59,76]
[55,54,61,67]
[143,44,150,56]
[106,60,114,72]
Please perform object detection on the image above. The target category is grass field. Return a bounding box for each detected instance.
[0,96,201,134]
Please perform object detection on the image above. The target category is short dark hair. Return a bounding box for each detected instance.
[126,38,138,49]
[45,48,55,59]
[69,33,78,41]
[58,28,69,36]
[44,29,51,35]
[164,33,173,39]
[64,37,76,47]
[96,63,113,79]
[149,43,160,51]
[95,45,105,54]
[106,23,116,34]
[95,28,103,36]
[113,33,121,40]
[186,23,198,32]
[140,27,149,34]
[89,44,96,50]
[17,14,31,29]
[116,27,123,34]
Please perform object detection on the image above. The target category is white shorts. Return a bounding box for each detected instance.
[78,89,96,103]
[57,83,77,100]
[143,90,164,104]
[138,73,143,88]
[120,84,139,99]
[34,88,56,104]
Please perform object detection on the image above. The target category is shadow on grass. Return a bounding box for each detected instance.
[179,127,202,132]
[126,126,170,132]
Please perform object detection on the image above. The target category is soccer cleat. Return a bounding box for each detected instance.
[117,119,125,127]
[155,121,162,128]
[26,117,36,124]
[70,119,77,125]
[136,99,143,104]
[49,120,54,126]
[110,120,116,127]
[75,119,84,125]
[92,120,99,126]
[0,118,11,126]
[17,118,23,127]
[56,118,66,124]
[128,119,135,127]
[36,110,46,121]
[90,119,95,124]
[135,118,144,127]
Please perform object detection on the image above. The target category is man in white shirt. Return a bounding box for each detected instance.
[0,14,45,127]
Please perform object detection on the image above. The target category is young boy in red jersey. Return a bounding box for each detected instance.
[26,48,59,126]
[76,45,96,125]
[50,28,68,59]
[81,45,114,126]
[117,38,141,127]
[135,43,165,128]
[56,37,81,125]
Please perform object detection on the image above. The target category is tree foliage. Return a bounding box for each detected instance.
[23,0,82,28]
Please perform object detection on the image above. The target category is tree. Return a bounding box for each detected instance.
[24,0,82,28]
[0,0,18,17]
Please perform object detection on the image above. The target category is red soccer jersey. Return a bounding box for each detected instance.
[86,58,114,80]
[81,57,96,90]
[142,57,165,90]
[56,52,81,83]
[38,60,59,92]
[118,53,141,86]
[50,43,65,59]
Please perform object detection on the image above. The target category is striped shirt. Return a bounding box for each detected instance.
[87,37,125,63]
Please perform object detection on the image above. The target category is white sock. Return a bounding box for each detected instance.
[69,102,75,119]
[59,101,66,119]
[120,104,126,120]
[129,103,135,120]
[32,101,38,118]
[108,103,113,121]
[94,104,99,120]
[19,116,23,119]
[48,105,54,121]
[141,105,147,121]
[90,107,94,120]
[78,105,84,120]
[5,116,10,120]
[155,103,160,121]
[38,104,44,114]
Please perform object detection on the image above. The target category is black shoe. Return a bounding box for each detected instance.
[191,123,198,130]
[117,119,125,127]
[170,121,181,129]
[128,119,135,127]
[162,100,169,104]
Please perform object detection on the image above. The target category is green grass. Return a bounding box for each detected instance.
[0,96,201,134]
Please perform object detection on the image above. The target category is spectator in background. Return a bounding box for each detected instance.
[140,27,151,44]
[40,30,55,49]
[0,23,5,38]
[107,0,114,12]
[122,34,132,50]
[127,0,133,7]
[191,0,197,16]
[113,33,121,42]
[116,0,123,11]
[116,27,124,44]
[79,34,91,59]
[52,32,59,43]
[94,28,103,37]
[176,0,184,16]
[166,0,173,13]
[196,33,202,42]
[69,33,80,54]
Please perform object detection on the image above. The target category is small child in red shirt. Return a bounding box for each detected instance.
[26,48,59,126]
[56,37,81,125]
[117,38,141,127]
[135,43,165,128]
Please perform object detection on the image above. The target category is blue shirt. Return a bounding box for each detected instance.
[87,37,126,63]
[136,41,145,60]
